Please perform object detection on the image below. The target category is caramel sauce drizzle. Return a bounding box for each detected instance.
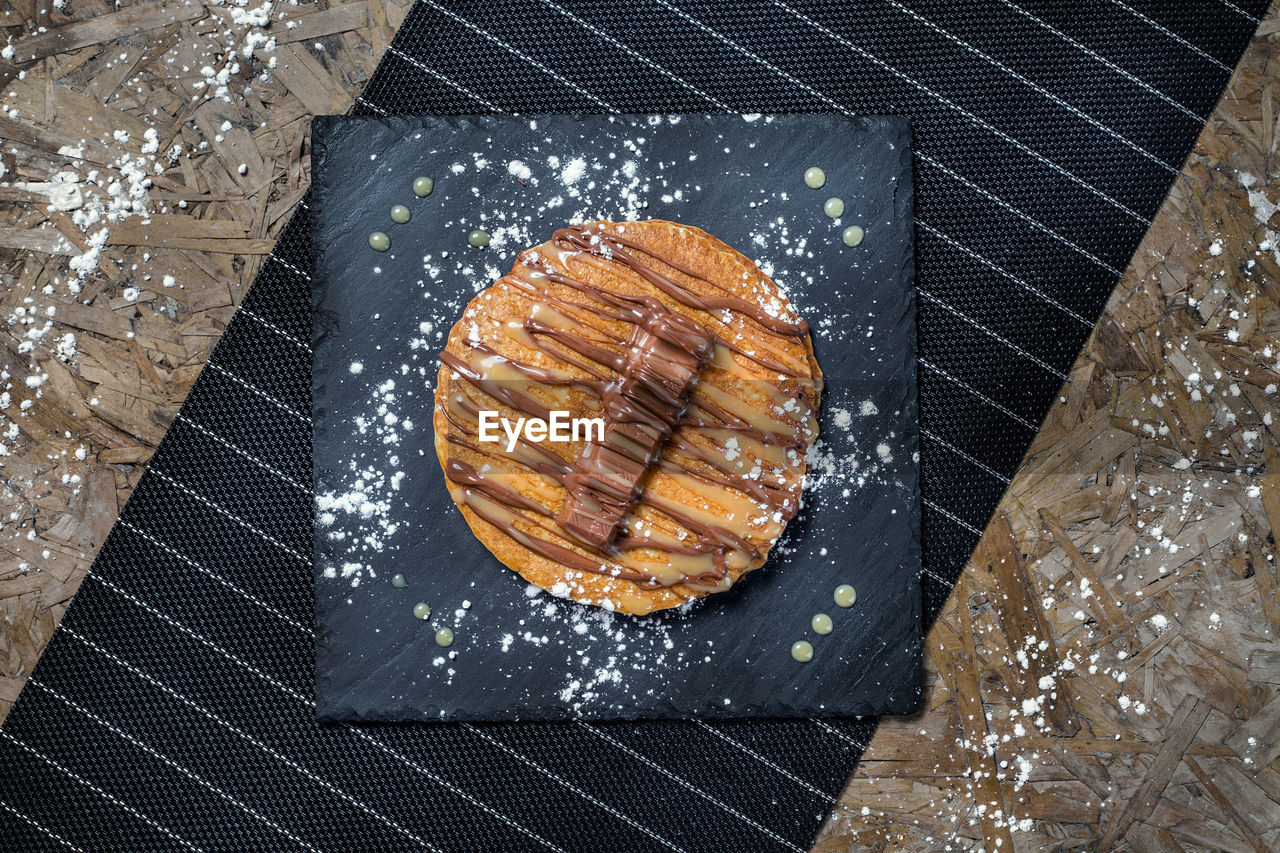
[440,223,817,597]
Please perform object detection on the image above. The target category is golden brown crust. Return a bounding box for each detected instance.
[433,220,822,614]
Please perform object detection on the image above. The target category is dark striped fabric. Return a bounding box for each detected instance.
[0,1,1266,850]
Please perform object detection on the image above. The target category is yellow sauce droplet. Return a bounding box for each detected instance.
[412,176,434,197]
[823,197,844,218]
[834,584,857,608]
[467,229,491,248]
[811,613,833,635]
[368,231,390,252]
[412,601,430,620]
[791,640,814,662]
[803,166,826,189]
[842,225,864,247]
[435,627,454,647]
[390,204,411,224]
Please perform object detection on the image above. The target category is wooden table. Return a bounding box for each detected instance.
[1,2,1277,849]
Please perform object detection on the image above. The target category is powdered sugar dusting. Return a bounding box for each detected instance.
[314,115,918,720]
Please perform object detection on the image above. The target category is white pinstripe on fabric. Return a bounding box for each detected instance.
[118,518,311,636]
[1104,0,1234,72]
[995,0,1208,122]
[422,1,616,110]
[338,728,570,853]
[0,731,205,853]
[915,218,1094,328]
[918,357,1038,430]
[811,720,871,752]
[239,307,311,353]
[26,678,325,853]
[355,95,391,115]
[758,0,1152,222]
[460,725,689,853]
[383,48,502,111]
[57,626,442,852]
[92,553,568,853]
[148,467,311,564]
[87,573,314,702]
[1216,0,1261,22]
[206,362,310,423]
[535,0,725,105]
[919,289,1069,379]
[760,0,1158,222]
[574,722,807,853]
[691,721,834,803]
[920,428,1013,484]
[915,154,1122,275]
[265,253,312,281]
[922,497,986,537]
[923,567,954,585]
[879,0,1178,174]
[173,412,310,495]
[0,799,89,853]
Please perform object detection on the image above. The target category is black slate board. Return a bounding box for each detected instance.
[311,114,919,722]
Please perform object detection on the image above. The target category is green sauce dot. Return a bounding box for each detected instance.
[467,229,491,248]
[803,166,826,189]
[368,231,390,252]
[435,627,455,647]
[412,176,434,197]
[412,602,430,620]
[390,204,411,224]
[811,613,833,635]
[391,573,407,589]
[834,584,857,608]
[791,640,814,662]
[823,197,845,218]
[841,225,865,247]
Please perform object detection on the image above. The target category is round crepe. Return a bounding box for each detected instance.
[434,219,822,614]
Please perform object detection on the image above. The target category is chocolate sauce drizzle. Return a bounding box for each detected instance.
[439,222,819,602]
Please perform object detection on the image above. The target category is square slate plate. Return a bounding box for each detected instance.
[311,114,921,722]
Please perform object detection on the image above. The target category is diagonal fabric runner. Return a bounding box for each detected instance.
[0,1,1268,850]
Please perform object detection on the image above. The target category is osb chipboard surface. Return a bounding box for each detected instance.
[0,1,1278,850]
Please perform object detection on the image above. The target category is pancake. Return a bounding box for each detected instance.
[433,219,822,614]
